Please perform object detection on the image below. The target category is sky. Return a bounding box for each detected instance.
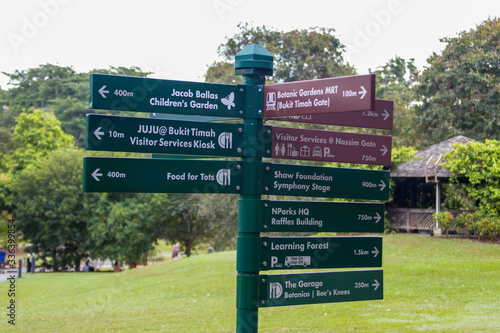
[0,0,499,89]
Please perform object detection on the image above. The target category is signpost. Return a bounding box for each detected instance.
[263,74,375,117]
[270,99,393,130]
[260,236,382,270]
[84,45,391,333]
[90,73,245,117]
[86,114,243,157]
[267,126,392,165]
[263,162,390,200]
[83,157,241,194]
[260,270,383,307]
[261,200,385,233]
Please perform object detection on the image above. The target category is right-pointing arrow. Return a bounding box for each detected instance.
[378,180,386,191]
[374,212,381,223]
[372,247,379,257]
[380,145,388,156]
[91,168,102,181]
[372,279,380,291]
[358,86,367,99]
[382,109,390,121]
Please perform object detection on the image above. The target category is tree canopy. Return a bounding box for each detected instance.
[9,109,74,172]
[414,17,500,147]
[206,23,356,84]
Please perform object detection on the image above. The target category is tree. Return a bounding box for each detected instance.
[414,17,500,147]
[9,109,74,172]
[2,64,86,111]
[163,194,211,257]
[0,173,12,213]
[444,139,500,215]
[86,193,169,266]
[0,109,74,213]
[0,89,16,164]
[205,23,356,84]
[371,56,419,147]
[1,64,87,146]
[0,127,13,172]
[197,194,238,251]
[13,148,98,271]
[0,211,12,250]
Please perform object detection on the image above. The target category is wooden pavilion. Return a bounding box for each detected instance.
[388,136,475,233]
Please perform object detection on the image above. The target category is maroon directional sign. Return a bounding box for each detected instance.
[265,127,392,166]
[263,74,375,117]
[270,99,393,130]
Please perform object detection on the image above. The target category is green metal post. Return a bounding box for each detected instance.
[235,45,273,333]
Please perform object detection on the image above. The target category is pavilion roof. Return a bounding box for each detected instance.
[390,136,477,178]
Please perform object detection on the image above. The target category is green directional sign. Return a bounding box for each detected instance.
[260,270,383,307]
[263,163,390,200]
[86,114,243,157]
[89,74,244,117]
[83,157,242,194]
[260,236,382,271]
[261,200,385,233]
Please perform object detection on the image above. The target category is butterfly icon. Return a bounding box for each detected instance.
[221,92,235,110]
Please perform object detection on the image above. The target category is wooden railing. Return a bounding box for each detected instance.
[386,208,464,232]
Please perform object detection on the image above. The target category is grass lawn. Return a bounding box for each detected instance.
[0,234,499,332]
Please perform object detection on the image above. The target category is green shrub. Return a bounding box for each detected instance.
[455,211,500,240]
[433,211,454,236]
[455,212,476,234]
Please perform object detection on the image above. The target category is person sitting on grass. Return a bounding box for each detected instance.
[113,261,122,273]
[83,260,90,272]
[172,242,179,259]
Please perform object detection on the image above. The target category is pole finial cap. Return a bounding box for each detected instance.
[235,44,273,76]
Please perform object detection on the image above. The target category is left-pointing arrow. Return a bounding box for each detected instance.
[98,85,109,98]
[358,86,367,99]
[92,168,102,181]
[93,127,104,140]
